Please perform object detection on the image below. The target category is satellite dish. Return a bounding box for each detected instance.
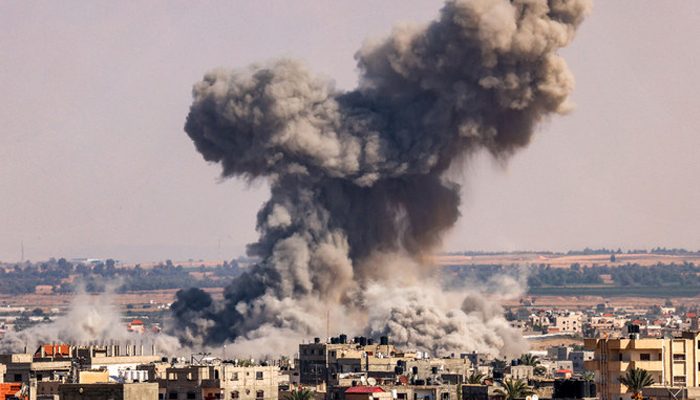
[532,395,539,400]
[368,377,377,386]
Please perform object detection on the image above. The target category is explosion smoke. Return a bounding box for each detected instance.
[173,0,591,357]
[0,287,180,354]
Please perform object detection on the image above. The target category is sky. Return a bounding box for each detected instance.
[2,1,700,264]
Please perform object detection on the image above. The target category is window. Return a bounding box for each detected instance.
[169,392,178,400]
[14,374,22,382]
[442,393,450,400]
[397,394,407,400]
[256,391,264,399]
[256,371,264,380]
[673,354,686,362]
[232,372,239,380]
[231,391,239,399]
[640,354,651,361]
[159,394,165,400]
[673,376,686,385]
[187,392,196,399]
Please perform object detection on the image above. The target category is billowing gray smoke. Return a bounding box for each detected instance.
[173,0,590,357]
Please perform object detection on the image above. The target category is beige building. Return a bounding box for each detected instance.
[59,382,158,400]
[550,312,583,334]
[1,344,162,400]
[156,363,278,400]
[585,331,700,400]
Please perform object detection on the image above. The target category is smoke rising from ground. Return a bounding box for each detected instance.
[0,287,180,355]
[174,0,590,357]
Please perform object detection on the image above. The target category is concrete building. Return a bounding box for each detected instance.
[299,336,396,386]
[156,363,278,400]
[299,336,470,388]
[510,365,534,380]
[568,351,594,374]
[345,386,391,400]
[59,382,158,400]
[585,331,700,400]
[550,312,583,335]
[1,344,162,400]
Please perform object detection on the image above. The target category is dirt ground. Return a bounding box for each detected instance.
[434,252,700,268]
[0,288,224,312]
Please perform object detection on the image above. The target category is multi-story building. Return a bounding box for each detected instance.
[59,382,158,400]
[155,363,278,400]
[298,336,470,388]
[585,331,700,400]
[550,312,583,335]
[299,336,469,400]
[1,343,162,400]
[569,351,594,374]
[298,336,396,386]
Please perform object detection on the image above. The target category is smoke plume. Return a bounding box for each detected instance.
[0,287,180,354]
[174,0,590,357]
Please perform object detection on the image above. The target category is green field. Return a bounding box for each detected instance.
[528,285,700,298]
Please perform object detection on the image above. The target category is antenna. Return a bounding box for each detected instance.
[21,240,24,262]
[326,310,330,341]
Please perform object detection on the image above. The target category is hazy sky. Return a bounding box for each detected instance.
[2,1,700,263]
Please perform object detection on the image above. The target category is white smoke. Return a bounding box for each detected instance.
[0,287,181,356]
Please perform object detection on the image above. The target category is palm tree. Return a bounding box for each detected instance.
[494,378,535,400]
[285,388,315,400]
[466,370,486,384]
[618,368,654,400]
[520,354,539,366]
[520,354,547,376]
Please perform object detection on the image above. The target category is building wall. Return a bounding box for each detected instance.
[159,364,278,400]
[585,333,700,400]
[569,351,594,374]
[59,382,158,400]
[552,313,582,334]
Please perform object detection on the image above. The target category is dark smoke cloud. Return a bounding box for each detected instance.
[173,0,591,357]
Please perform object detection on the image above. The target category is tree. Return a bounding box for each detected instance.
[285,388,315,400]
[520,354,547,376]
[494,378,535,400]
[466,370,486,384]
[520,354,539,366]
[618,368,654,400]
